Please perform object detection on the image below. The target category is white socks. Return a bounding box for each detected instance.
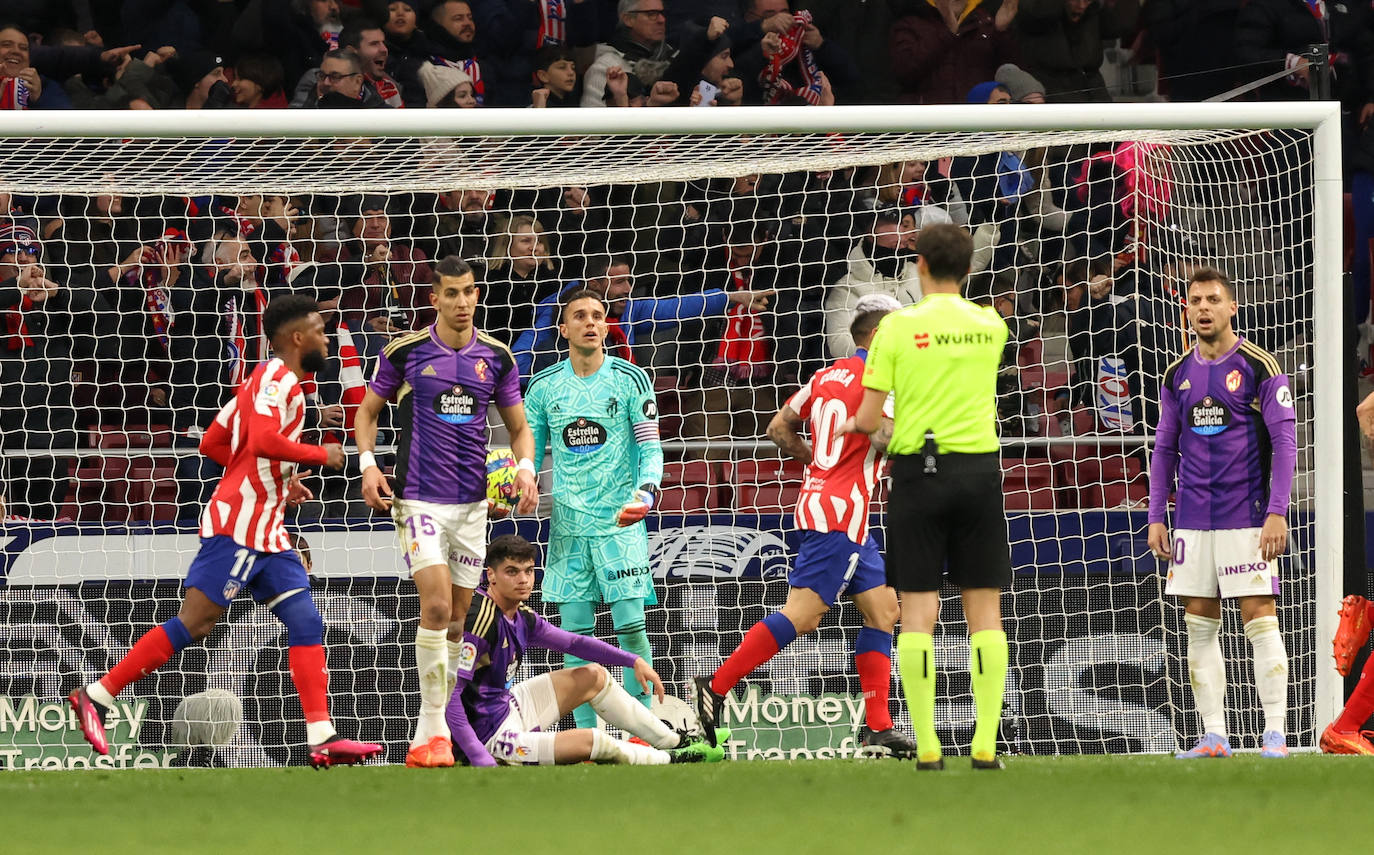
[87,681,116,709]
[1184,612,1290,741]
[1244,615,1289,736]
[446,639,465,697]
[306,720,337,745]
[589,675,679,750]
[589,729,671,765]
[412,627,449,747]
[1184,613,1227,739]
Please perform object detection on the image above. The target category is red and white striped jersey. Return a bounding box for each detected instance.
[786,354,891,544]
[199,359,328,553]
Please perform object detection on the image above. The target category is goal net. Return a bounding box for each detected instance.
[0,105,1342,768]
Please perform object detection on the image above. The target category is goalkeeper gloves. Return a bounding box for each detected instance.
[614,486,656,527]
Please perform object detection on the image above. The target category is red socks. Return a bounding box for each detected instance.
[856,650,894,731]
[710,623,782,696]
[1336,651,1374,732]
[289,645,331,724]
[100,626,174,697]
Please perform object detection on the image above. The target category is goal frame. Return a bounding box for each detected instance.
[0,101,1346,737]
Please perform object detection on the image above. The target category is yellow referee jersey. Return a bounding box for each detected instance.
[862,292,1008,455]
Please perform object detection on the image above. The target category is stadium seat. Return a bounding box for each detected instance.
[1056,453,1148,509]
[1002,457,1057,511]
[128,464,179,522]
[89,424,175,449]
[729,459,806,515]
[71,456,133,522]
[652,375,683,441]
[657,461,718,513]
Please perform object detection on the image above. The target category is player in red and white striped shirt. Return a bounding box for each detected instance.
[695,296,916,757]
[71,295,382,768]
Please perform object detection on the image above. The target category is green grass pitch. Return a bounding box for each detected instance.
[5,755,1373,854]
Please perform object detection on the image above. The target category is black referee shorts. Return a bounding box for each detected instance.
[885,452,1012,593]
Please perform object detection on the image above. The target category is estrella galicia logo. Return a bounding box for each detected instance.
[1189,396,1230,436]
[434,384,478,424]
[562,418,607,454]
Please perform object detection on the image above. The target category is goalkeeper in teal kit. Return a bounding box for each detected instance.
[524,289,663,723]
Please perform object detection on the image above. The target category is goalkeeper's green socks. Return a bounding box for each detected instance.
[611,599,653,710]
[969,629,1009,761]
[558,602,600,728]
[896,632,939,762]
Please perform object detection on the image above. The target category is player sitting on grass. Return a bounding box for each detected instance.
[446,534,727,766]
[70,295,381,768]
[695,295,915,758]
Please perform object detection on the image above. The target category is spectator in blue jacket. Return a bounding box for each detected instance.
[512,254,772,385]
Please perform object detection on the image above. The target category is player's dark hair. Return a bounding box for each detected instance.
[433,255,473,282]
[1188,266,1235,300]
[850,307,892,343]
[485,534,538,568]
[913,223,973,282]
[262,294,320,342]
[560,288,606,322]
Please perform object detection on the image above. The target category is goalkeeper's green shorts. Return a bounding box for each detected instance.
[543,527,654,604]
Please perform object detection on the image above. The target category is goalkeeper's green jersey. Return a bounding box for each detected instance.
[525,355,663,537]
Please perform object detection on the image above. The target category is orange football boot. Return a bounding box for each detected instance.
[405,735,456,768]
[1320,724,1374,756]
[1333,595,1373,677]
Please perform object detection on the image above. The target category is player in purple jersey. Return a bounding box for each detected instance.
[1147,267,1297,760]
[355,256,540,768]
[446,534,727,766]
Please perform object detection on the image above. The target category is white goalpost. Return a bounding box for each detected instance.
[0,102,1343,766]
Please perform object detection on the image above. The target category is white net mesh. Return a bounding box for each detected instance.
[0,114,1329,767]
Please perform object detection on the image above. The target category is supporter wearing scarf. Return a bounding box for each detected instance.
[126,228,191,351]
[759,9,823,105]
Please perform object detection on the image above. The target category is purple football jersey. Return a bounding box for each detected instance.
[447,591,638,751]
[369,326,522,504]
[1148,337,1297,530]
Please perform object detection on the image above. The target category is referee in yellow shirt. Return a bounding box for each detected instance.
[842,223,1010,770]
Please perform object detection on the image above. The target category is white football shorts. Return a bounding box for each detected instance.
[1164,527,1279,600]
[484,673,561,766]
[391,497,486,588]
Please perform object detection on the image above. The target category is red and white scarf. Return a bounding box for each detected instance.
[128,228,190,350]
[226,287,270,387]
[758,9,823,106]
[299,321,368,445]
[0,76,29,110]
[537,0,567,47]
[4,294,33,351]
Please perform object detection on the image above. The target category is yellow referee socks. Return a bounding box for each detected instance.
[969,629,1008,761]
[897,632,940,762]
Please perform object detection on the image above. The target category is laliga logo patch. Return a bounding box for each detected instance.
[642,399,658,419]
[1225,369,1241,393]
[433,383,478,424]
[1276,385,1294,409]
[474,359,488,383]
[1189,396,1231,436]
[913,332,930,350]
[457,641,477,672]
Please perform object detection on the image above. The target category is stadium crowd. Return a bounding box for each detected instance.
[0,0,1361,521]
